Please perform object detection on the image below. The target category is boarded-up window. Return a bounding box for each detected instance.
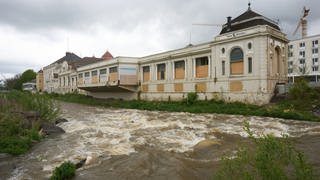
[78,73,83,85]
[174,83,183,92]
[196,57,209,78]
[143,66,150,82]
[230,81,243,92]
[230,48,244,75]
[141,84,148,92]
[109,67,118,82]
[157,84,164,92]
[157,64,166,80]
[174,61,185,79]
[195,83,206,92]
[91,70,98,84]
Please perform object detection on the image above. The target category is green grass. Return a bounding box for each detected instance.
[213,121,315,180]
[51,161,76,180]
[50,93,320,122]
[0,91,60,155]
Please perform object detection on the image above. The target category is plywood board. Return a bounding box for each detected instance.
[120,75,137,85]
[175,68,185,79]
[109,73,118,82]
[230,61,243,75]
[142,85,148,92]
[196,83,206,92]
[78,78,83,85]
[91,76,98,84]
[157,84,164,92]
[143,72,150,82]
[174,83,183,92]
[196,65,208,78]
[229,81,243,92]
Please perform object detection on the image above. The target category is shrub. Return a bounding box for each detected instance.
[184,92,198,105]
[288,79,320,111]
[51,161,76,180]
[0,91,57,155]
[5,90,59,122]
[214,121,314,180]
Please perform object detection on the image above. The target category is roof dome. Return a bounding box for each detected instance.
[220,6,280,35]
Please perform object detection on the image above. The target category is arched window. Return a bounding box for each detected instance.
[230,48,244,75]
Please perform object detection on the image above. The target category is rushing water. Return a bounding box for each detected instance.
[1,102,320,179]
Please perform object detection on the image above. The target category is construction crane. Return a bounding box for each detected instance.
[293,6,310,38]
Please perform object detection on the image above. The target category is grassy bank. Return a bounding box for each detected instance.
[0,91,59,155]
[214,122,315,179]
[50,91,319,122]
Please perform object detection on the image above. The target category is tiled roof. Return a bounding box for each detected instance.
[220,8,280,35]
[101,50,113,60]
[70,57,103,69]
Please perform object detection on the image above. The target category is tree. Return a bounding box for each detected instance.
[5,69,36,90]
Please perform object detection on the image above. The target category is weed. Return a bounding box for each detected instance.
[213,121,315,180]
[51,161,76,180]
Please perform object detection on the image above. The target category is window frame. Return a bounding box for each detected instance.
[157,63,166,80]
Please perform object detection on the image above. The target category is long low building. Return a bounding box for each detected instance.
[40,5,288,105]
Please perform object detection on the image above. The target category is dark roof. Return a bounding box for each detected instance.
[52,52,82,65]
[70,57,103,69]
[220,8,280,35]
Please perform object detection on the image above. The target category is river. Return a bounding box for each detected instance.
[1,102,320,179]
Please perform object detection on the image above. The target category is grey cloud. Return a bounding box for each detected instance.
[1,0,319,39]
[1,0,320,76]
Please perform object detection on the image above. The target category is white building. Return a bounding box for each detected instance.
[72,6,288,105]
[43,52,82,93]
[288,34,320,85]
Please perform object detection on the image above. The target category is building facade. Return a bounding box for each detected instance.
[40,6,289,105]
[137,7,288,104]
[288,34,320,85]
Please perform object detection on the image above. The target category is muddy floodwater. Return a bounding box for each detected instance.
[1,102,320,179]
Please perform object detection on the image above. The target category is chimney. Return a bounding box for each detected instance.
[227,16,232,31]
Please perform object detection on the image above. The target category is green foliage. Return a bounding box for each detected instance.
[5,90,59,121]
[51,161,76,180]
[4,69,36,90]
[214,121,315,180]
[0,91,59,155]
[4,74,21,90]
[0,115,41,155]
[49,93,320,122]
[287,79,320,111]
[183,92,198,105]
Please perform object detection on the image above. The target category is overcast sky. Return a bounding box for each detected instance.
[0,0,319,80]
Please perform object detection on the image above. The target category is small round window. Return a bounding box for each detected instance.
[222,48,225,54]
[248,42,252,49]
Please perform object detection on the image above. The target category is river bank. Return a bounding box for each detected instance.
[0,91,62,155]
[1,102,320,179]
[50,92,320,122]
